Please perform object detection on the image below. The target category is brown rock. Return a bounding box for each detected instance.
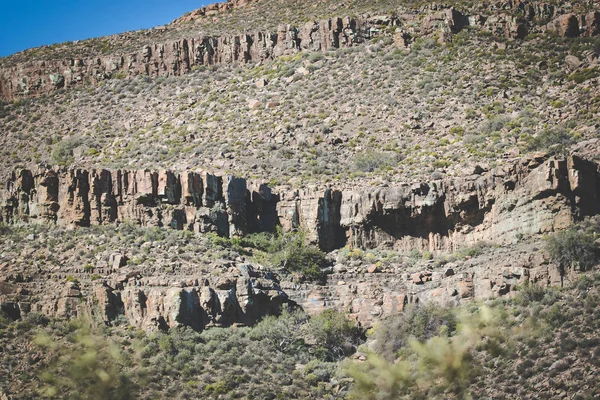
[458,279,473,298]
[248,99,262,109]
[412,272,424,284]
[366,264,379,273]
[549,13,580,37]
[583,11,600,37]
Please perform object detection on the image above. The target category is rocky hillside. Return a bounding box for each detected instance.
[1,1,600,188]
[1,0,600,399]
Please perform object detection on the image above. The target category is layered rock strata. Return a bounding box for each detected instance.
[1,153,599,329]
[0,169,279,239]
[284,245,563,327]
[2,2,599,100]
[0,260,290,332]
[2,153,599,253]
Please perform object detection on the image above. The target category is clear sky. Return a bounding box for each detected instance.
[0,0,210,58]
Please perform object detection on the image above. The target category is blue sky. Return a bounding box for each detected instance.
[0,1,210,57]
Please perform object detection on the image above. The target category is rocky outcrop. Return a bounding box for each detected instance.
[339,154,600,252]
[283,244,565,327]
[2,154,599,253]
[3,2,599,100]
[1,154,599,329]
[0,168,280,238]
[108,262,289,331]
[0,258,291,331]
[0,16,374,100]
[171,0,260,24]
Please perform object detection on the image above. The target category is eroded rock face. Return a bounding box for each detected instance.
[282,243,567,327]
[0,16,372,100]
[3,3,599,100]
[2,154,599,253]
[1,154,599,330]
[339,154,600,253]
[0,261,291,332]
[0,168,277,238]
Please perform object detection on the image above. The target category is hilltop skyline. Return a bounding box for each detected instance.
[0,0,209,57]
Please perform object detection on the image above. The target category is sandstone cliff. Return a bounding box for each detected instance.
[3,153,598,253]
[2,151,597,329]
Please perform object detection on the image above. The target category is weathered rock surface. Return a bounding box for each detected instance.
[1,154,598,328]
[0,15,373,100]
[2,154,599,253]
[340,154,600,252]
[2,2,599,100]
[283,244,565,326]
[0,258,290,332]
[0,168,279,238]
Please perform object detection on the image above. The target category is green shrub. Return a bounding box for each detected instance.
[567,67,600,83]
[35,322,136,399]
[250,307,309,353]
[308,53,325,63]
[524,127,573,155]
[546,229,597,275]
[25,312,50,326]
[269,231,327,281]
[309,309,362,361]
[51,137,94,165]
[353,151,397,173]
[241,228,328,281]
[204,380,229,394]
[372,305,458,361]
[348,305,517,400]
[515,282,548,305]
[449,126,465,136]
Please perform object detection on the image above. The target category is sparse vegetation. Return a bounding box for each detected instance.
[2,1,600,399]
[210,228,328,281]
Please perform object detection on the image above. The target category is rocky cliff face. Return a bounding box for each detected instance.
[283,244,563,327]
[1,255,291,332]
[0,168,276,238]
[4,148,597,329]
[1,148,599,331]
[1,2,599,100]
[340,153,600,252]
[0,15,372,100]
[3,153,599,253]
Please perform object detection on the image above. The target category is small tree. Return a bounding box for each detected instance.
[308,309,362,361]
[546,229,597,278]
[268,229,328,281]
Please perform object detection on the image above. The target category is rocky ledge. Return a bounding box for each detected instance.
[2,152,599,253]
[1,151,599,330]
[1,2,599,99]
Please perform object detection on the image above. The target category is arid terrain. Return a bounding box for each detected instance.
[1,0,600,399]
